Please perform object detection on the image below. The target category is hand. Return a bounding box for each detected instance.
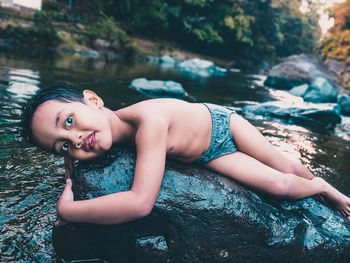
[64,157,73,180]
[56,178,74,226]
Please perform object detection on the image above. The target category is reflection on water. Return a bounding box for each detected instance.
[0,53,349,262]
[7,69,40,98]
[0,62,64,262]
[335,115,350,141]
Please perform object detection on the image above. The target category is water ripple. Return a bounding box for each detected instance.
[0,62,64,262]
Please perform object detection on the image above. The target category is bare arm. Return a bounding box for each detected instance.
[56,117,167,225]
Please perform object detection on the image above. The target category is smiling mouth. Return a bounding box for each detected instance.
[84,132,96,151]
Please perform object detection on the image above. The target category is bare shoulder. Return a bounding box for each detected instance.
[131,101,171,151]
[115,99,207,143]
[117,98,190,125]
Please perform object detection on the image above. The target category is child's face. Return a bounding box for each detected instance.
[30,94,113,161]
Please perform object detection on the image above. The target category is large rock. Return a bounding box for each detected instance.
[343,57,350,88]
[289,77,339,103]
[289,84,309,97]
[303,77,338,102]
[343,72,350,88]
[176,58,227,78]
[324,58,344,79]
[53,147,350,263]
[59,46,100,58]
[338,94,350,116]
[345,57,350,69]
[129,78,189,99]
[148,56,227,78]
[149,55,177,66]
[92,38,111,51]
[264,54,339,91]
[243,101,341,129]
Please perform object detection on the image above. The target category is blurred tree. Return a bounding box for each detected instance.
[270,0,320,56]
[317,0,350,60]
[48,0,321,60]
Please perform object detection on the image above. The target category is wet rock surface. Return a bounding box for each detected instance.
[135,236,170,263]
[288,77,339,103]
[129,78,189,99]
[302,77,338,103]
[264,54,339,90]
[53,146,350,263]
[243,101,341,129]
[338,94,350,115]
[175,58,227,78]
[149,56,227,78]
[324,58,344,79]
[343,57,350,88]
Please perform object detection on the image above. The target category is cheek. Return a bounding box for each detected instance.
[96,125,113,147]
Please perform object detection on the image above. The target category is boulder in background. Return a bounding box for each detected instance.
[129,78,189,99]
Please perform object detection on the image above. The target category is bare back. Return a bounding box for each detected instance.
[115,99,212,162]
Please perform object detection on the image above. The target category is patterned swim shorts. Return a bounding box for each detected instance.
[196,103,237,163]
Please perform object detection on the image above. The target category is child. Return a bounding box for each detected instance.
[21,86,350,225]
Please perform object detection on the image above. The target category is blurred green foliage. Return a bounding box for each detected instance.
[69,0,320,59]
[0,0,322,60]
[86,14,132,45]
[0,11,61,54]
[33,9,69,22]
[85,14,136,56]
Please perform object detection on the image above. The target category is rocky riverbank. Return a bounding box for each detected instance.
[264,54,350,116]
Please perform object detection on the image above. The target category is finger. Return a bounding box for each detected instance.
[55,218,68,227]
[65,179,72,189]
[55,219,64,226]
[346,210,350,217]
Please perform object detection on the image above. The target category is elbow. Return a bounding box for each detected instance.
[130,191,155,219]
[57,201,74,222]
[135,201,154,219]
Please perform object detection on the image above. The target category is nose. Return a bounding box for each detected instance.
[72,132,83,149]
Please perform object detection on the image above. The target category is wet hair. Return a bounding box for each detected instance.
[21,86,85,144]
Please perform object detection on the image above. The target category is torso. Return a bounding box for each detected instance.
[115,99,212,163]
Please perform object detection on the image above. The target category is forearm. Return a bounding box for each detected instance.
[57,120,166,225]
[58,191,152,224]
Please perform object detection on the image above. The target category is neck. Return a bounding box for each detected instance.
[105,107,135,144]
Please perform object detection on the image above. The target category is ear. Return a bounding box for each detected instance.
[83,90,104,109]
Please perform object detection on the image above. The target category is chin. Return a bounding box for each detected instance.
[100,140,113,152]
[78,153,103,161]
[76,141,112,161]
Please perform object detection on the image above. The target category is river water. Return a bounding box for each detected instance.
[0,53,349,262]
